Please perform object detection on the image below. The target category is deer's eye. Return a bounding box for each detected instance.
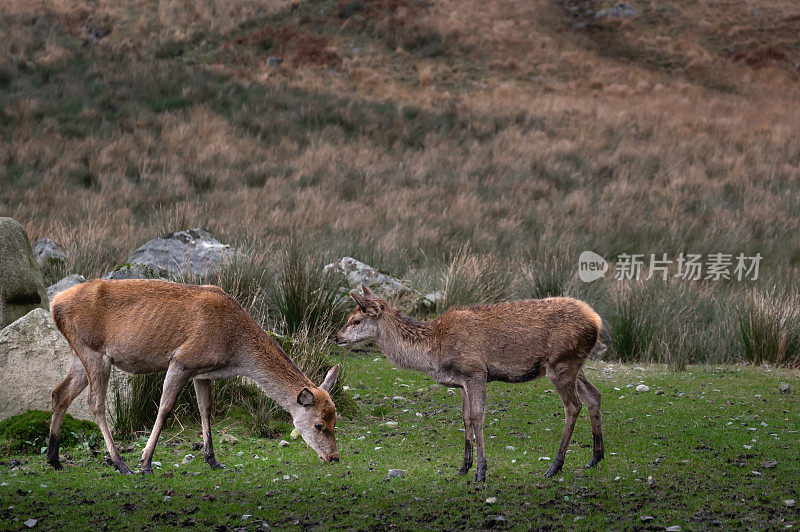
[353,319,361,326]
[315,423,324,431]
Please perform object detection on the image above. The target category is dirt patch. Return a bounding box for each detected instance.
[732,46,788,69]
[234,25,339,68]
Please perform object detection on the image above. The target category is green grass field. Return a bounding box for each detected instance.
[1,355,798,530]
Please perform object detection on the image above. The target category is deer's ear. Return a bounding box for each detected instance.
[350,292,369,309]
[320,364,340,392]
[361,284,378,299]
[297,387,315,407]
[351,291,383,317]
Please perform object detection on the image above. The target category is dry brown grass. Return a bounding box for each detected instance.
[1,0,799,364]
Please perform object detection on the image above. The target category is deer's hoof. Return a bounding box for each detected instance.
[543,460,564,478]
[458,464,471,475]
[585,455,603,469]
[139,465,153,475]
[209,460,227,471]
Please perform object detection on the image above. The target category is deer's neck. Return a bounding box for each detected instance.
[240,335,314,413]
[376,311,438,374]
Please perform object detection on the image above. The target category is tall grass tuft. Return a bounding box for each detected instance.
[436,244,511,312]
[607,281,724,369]
[270,248,348,339]
[737,289,800,367]
[517,249,578,299]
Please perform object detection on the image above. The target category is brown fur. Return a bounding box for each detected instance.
[334,285,604,481]
[47,279,340,475]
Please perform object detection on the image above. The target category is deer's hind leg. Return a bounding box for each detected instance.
[544,363,582,478]
[457,386,474,475]
[577,370,604,468]
[47,356,89,469]
[78,344,132,475]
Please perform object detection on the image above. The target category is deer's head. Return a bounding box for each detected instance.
[291,364,340,462]
[332,285,385,347]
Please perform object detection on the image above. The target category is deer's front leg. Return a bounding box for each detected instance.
[458,386,473,475]
[139,362,192,474]
[193,378,226,470]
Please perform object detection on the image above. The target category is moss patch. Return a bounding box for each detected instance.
[0,410,100,453]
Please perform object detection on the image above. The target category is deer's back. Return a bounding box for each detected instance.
[434,298,601,382]
[51,279,254,373]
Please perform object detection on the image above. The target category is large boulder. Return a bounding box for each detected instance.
[323,257,415,300]
[33,238,68,269]
[101,264,164,280]
[124,228,237,278]
[0,308,128,426]
[0,218,49,329]
[47,274,86,300]
[323,256,439,311]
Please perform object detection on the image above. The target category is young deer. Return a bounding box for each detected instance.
[47,279,340,475]
[333,285,604,481]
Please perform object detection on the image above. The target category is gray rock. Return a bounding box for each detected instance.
[639,515,654,522]
[0,308,128,424]
[636,384,650,392]
[219,434,239,444]
[181,453,195,465]
[0,218,49,329]
[33,238,67,268]
[414,291,442,312]
[590,341,607,360]
[779,382,791,394]
[278,440,290,448]
[125,228,238,278]
[266,57,283,67]
[785,499,796,507]
[387,468,405,479]
[607,3,638,19]
[761,460,777,469]
[46,274,86,300]
[665,526,682,532]
[323,257,416,300]
[24,518,38,528]
[102,263,163,280]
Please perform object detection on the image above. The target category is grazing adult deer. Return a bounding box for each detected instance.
[47,279,340,475]
[333,285,604,482]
